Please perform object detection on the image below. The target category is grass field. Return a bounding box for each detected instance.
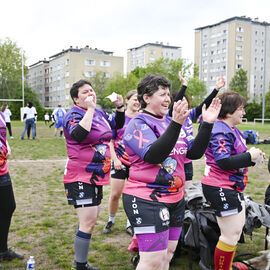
[1,121,270,270]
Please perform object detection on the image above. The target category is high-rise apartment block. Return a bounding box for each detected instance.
[194,16,270,101]
[27,46,124,108]
[127,42,182,73]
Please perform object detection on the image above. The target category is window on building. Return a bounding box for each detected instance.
[236,46,243,51]
[236,64,242,69]
[262,31,264,36]
[45,97,49,102]
[236,26,244,32]
[65,83,70,89]
[236,55,243,60]
[150,50,155,55]
[105,72,110,78]
[85,59,96,66]
[255,31,258,35]
[66,59,70,65]
[84,71,94,77]
[65,71,69,77]
[100,60,110,67]
[149,57,155,61]
[236,35,243,41]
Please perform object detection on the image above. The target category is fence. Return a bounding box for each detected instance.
[253,118,270,124]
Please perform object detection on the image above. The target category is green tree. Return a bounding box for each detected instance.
[0,38,28,99]
[229,68,248,98]
[186,77,207,107]
[0,37,45,120]
[85,71,109,106]
[102,72,139,110]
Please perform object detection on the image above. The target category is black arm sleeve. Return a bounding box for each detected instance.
[71,125,89,143]
[168,85,187,117]
[23,113,26,120]
[186,122,213,160]
[216,152,255,170]
[144,121,182,164]
[195,89,219,117]
[115,110,125,129]
[268,157,270,173]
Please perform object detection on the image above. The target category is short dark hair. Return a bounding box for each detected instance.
[28,102,33,108]
[218,91,246,119]
[70,79,92,104]
[137,74,171,108]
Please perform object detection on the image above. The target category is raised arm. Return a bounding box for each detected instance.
[168,71,188,117]
[195,77,225,117]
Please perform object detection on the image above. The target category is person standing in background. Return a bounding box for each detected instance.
[0,110,24,262]
[52,105,66,139]
[1,104,13,139]
[21,102,37,140]
[44,112,50,125]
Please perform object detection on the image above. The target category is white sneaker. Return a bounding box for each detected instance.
[10,137,14,139]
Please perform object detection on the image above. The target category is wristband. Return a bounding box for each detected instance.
[117,104,124,109]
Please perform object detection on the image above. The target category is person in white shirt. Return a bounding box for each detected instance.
[21,102,37,140]
[1,104,13,139]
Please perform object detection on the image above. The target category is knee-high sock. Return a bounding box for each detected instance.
[214,240,236,270]
[74,230,91,263]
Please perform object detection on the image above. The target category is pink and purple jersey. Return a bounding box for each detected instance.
[202,120,248,192]
[0,112,8,176]
[113,114,134,166]
[123,112,194,203]
[63,106,116,186]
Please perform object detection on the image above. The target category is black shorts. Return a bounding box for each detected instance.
[184,162,193,181]
[122,194,185,234]
[64,182,103,208]
[110,162,130,180]
[202,184,244,217]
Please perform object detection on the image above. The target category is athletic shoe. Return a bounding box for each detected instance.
[71,260,100,270]
[10,136,14,139]
[126,226,134,236]
[0,249,24,261]
[103,221,114,234]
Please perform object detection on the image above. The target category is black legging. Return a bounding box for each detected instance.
[6,122,12,137]
[0,184,16,252]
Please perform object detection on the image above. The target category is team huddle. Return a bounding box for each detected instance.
[58,72,266,270]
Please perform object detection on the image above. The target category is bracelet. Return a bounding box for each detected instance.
[117,104,124,109]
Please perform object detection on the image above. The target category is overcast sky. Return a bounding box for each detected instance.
[1,0,269,68]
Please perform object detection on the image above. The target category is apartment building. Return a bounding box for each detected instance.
[127,42,182,73]
[27,46,124,108]
[194,16,270,101]
[27,60,50,107]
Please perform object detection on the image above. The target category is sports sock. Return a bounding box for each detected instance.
[108,214,115,224]
[126,218,131,228]
[215,240,236,270]
[74,230,91,263]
